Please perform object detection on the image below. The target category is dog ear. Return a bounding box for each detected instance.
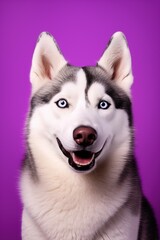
[30,32,66,94]
[98,32,133,95]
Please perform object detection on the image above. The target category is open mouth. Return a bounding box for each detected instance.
[69,151,95,171]
[56,138,103,172]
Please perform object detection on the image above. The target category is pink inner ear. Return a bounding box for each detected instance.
[41,55,52,80]
[111,58,121,80]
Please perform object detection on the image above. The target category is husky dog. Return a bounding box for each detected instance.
[20,32,158,240]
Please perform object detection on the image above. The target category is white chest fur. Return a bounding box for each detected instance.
[21,159,139,240]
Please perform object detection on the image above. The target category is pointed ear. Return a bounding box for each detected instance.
[98,32,133,95]
[30,32,67,94]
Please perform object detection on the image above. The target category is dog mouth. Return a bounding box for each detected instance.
[56,138,103,172]
[69,151,95,171]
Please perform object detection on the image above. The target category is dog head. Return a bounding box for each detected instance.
[29,32,133,173]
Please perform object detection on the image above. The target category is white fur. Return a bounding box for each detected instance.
[21,32,140,239]
[98,32,133,95]
[30,32,67,94]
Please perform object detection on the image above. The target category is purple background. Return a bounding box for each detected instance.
[1,0,160,239]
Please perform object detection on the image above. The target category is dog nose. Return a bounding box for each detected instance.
[73,126,97,147]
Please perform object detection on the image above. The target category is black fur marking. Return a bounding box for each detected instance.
[107,84,133,126]
[27,64,133,180]
[51,35,62,54]
[122,72,130,80]
[106,36,113,49]
[118,153,158,236]
[21,148,38,181]
[118,152,135,185]
[22,112,39,181]
[138,196,159,239]
[30,84,60,109]
[24,65,81,180]
[29,65,80,116]
[117,151,142,215]
[82,66,94,98]
[37,32,62,54]
[37,32,50,43]
[97,33,128,65]
[99,35,113,60]
[122,33,129,48]
[83,66,133,126]
[45,31,53,38]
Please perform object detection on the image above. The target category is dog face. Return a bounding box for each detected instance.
[28,32,133,173]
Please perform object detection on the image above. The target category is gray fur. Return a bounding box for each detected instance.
[22,63,159,239]
[21,32,159,239]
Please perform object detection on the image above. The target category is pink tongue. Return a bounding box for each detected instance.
[71,152,94,166]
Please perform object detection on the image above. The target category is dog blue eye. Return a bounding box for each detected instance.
[98,100,111,110]
[56,99,69,108]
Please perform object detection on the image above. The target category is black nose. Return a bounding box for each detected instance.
[73,126,97,147]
